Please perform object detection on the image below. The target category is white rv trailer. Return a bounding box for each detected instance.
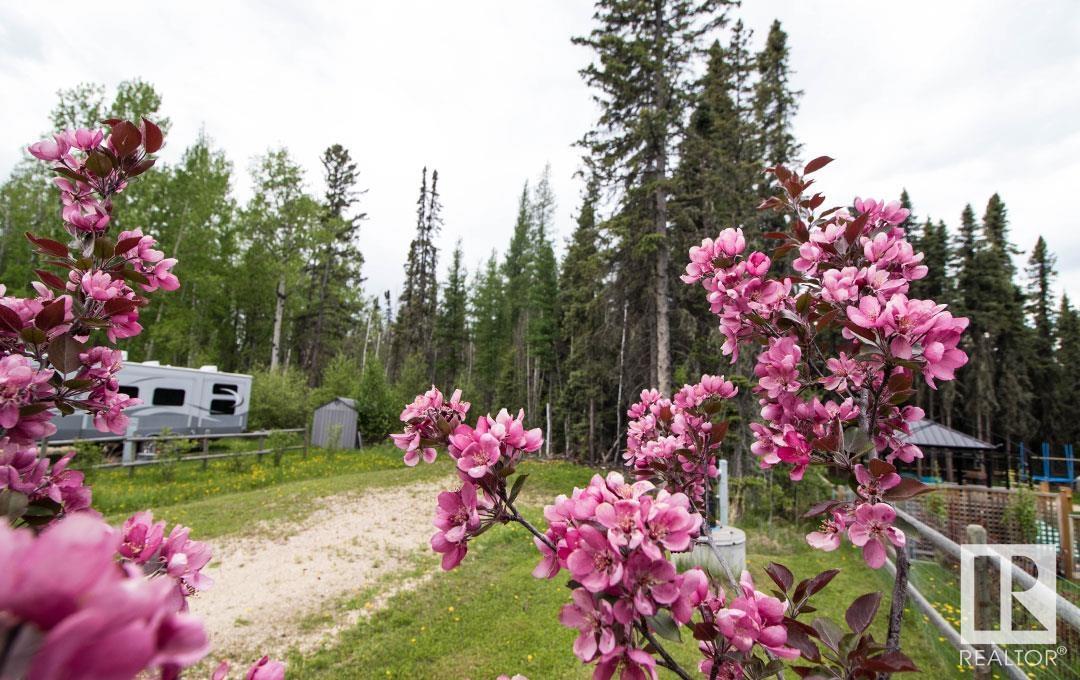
[51,361,253,441]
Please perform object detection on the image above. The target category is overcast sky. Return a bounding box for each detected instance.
[2,1,1078,307]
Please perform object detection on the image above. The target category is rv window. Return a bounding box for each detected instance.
[152,388,185,406]
[118,385,139,398]
[211,383,238,415]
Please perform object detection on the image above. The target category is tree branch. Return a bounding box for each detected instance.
[636,621,694,680]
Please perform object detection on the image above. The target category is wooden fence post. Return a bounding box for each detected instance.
[1059,488,1074,579]
[201,430,210,470]
[303,424,309,459]
[257,433,266,462]
[965,524,992,679]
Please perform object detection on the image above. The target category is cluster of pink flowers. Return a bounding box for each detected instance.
[680,160,967,573]
[0,120,180,452]
[0,514,209,679]
[0,441,91,518]
[119,511,214,607]
[695,571,799,677]
[0,122,288,678]
[27,120,161,236]
[533,472,706,676]
[391,386,470,465]
[681,228,789,361]
[393,386,543,570]
[623,375,736,510]
[806,462,906,568]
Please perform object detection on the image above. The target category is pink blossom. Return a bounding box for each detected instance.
[806,511,847,551]
[714,571,799,659]
[27,134,70,161]
[559,588,617,662]
[93,391,140,435]
[854,463,900,501]
[567,524,624,592]
[160,524,214,603]
[846,295,884,329]
[0,514,209,678]
[618,552,680,619]
[120,510,166,565]
[594,646,657,680]
[848,502,905,569]
[431,482,481,570]
[0,354,54,429]
[449,424,502,479]
[822,352,864,392]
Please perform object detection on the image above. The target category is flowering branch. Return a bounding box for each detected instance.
[392,156,953,679]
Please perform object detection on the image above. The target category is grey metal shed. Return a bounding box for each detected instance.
[312,397,359,449]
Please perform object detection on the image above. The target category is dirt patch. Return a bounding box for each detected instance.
[189,477,449,658]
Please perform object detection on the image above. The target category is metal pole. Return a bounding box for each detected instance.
[717,459,729,528]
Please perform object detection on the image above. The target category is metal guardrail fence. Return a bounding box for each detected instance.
[892,506,1080,679]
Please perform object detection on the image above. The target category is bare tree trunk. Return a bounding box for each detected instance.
[270,273,286,371]
[589,398,596,463]
[611,300,629,462]
[654,160,671,395]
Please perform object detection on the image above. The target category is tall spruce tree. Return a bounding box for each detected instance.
[1055,296,1080,445]
[1026,236,1057,442]
[753,19,801,231]
[526,167,561,421]
[471,251,508,412]
[559,188,616,460]
[393,168,441,376]
[435,240,469,387]
[574,0,732,394]
[297,144,366,381]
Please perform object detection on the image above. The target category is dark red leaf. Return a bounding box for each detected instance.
[127,157,156,177]
[845,592,882,634]
[867,458,896,478]
[884,478,936,501]
[35,299,65,331]
[114,236,143,256]
[804,569,840,597]
[35,269,67,291]
[103,298,138,316]
[0,304,23,333]
[84,150,113,177]
[803,499,844,519]
[25,233,69,258]
[110,120,142,157]
[763,231,788,240]
[765,562,794,593]
[141,118,164,153]
[48,333,85,374]
[784,623,820,661]
[887,372,912,393]
[804,156,834,175]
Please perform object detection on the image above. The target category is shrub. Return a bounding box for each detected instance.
[249,367,311,430]
[356,354,399,445]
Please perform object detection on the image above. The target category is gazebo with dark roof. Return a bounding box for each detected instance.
[899,419,1000,487]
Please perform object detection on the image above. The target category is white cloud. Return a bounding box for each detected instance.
[1,1,1078,305]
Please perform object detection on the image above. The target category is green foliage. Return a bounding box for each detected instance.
[1003,487,1039,542]
[249,368,311,430]
[356,355,400,446]
[312,353,362,409]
